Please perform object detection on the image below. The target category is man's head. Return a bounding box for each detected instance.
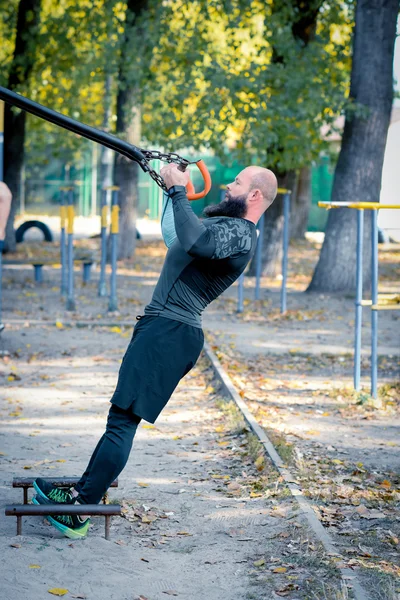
[202,166,278,222]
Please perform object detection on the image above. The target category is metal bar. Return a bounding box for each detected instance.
[105,515,111,540]
[108,189,119,312]
[98,189,108,297]
[354,210,364,391]
[255,213,264,301]
[280,192,290,314]
[60,191,67,296]
[0,86,147,167]
[17,515,22,536]
[66,189,76,311]
[23,488,28,505]
[82,262,91,284]
[5,504,121,516]
[371,210,379,399]
[33,265,43,283]
[237,272,244,313]
[318,201,400,210]
[13,477,118,488]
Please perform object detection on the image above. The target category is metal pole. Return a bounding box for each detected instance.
[371,209,379,399]
[60,189,68,296]
[237,272,244,313]
[255,213,264,300]
[108,188,119,312]
[354,209,364,391]
[280,192,290,314]
[98,189,108,297]
[66,189,76,311]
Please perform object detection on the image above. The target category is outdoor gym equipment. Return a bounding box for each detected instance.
[98,188,109,297]
[108,187,119,312]
[238,188,291,314]
[0,86,211,199]
[318,201,400,398]
[66,189,76,311]
[0,85,212,320]
[7,477,120,539]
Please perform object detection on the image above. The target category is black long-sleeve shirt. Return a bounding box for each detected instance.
[144,186,258,328]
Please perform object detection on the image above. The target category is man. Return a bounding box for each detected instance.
[33,164,278,539]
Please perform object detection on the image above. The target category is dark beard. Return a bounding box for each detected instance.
[202,192,248,219]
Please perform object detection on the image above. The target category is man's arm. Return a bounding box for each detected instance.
[160,192,177,248]
[160,164,253,260]
[0,182,12,248]
[169,186,253,260]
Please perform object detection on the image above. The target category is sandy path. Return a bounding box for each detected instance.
[0,326,296,600]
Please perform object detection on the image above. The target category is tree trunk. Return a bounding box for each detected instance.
[3,0,41,252]
[290,166,311,239]
[113,0,148,260]
[308,0,399,293]
[250,0,322,274]
[248,171,297,277]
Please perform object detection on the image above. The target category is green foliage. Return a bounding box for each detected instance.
[141,0,353,171]
[2,0,353,176]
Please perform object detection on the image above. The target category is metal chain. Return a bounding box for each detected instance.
[137,149,194,193]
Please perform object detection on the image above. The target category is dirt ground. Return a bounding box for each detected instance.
[1,237,399,599]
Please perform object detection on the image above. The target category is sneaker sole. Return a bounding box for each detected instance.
[46,515,90,539]
[32,495,90,539]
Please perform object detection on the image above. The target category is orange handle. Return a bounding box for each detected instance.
[184,160,212,201]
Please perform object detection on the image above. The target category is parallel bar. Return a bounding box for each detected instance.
[98,189,108,297]
[60,190,67,296]
[371,210,379,399]
[255,213,264,300]
[280,192,290,314]
[5,504,121,515]
[13,477,118,488]
[237,272,244,313]
[318,202,400,210]
[108,189,119,312]
[66,189,76,311]
[354,210,364,391]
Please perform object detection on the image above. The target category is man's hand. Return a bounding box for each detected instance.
[160,163,190,190]
[0,182,12,240]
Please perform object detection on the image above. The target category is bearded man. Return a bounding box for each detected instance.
[33,164,278,539]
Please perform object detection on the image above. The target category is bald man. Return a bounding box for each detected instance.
[33,164,278,539]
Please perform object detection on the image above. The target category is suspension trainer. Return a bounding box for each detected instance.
[0,86,212,200]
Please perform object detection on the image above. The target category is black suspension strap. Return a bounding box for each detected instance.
[0,86,211,199]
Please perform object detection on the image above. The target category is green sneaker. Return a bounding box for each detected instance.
[32,496,90,539]
[46,510,90,539]
[33,478,74,504]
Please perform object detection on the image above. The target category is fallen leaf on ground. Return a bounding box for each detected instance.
[254,558,265,567]
[48,589,69,597]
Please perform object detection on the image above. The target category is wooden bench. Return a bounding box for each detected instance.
[3,255,95,284]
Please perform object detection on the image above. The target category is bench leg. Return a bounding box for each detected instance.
[17,516,22,536]
[82,263,91,284]
[23,488,28,504]
[34,265,43,283]
[105,515,110,540]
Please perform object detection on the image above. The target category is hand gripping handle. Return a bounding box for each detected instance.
[178,160,212,201]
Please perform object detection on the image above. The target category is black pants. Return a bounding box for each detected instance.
[74,404,142,504]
